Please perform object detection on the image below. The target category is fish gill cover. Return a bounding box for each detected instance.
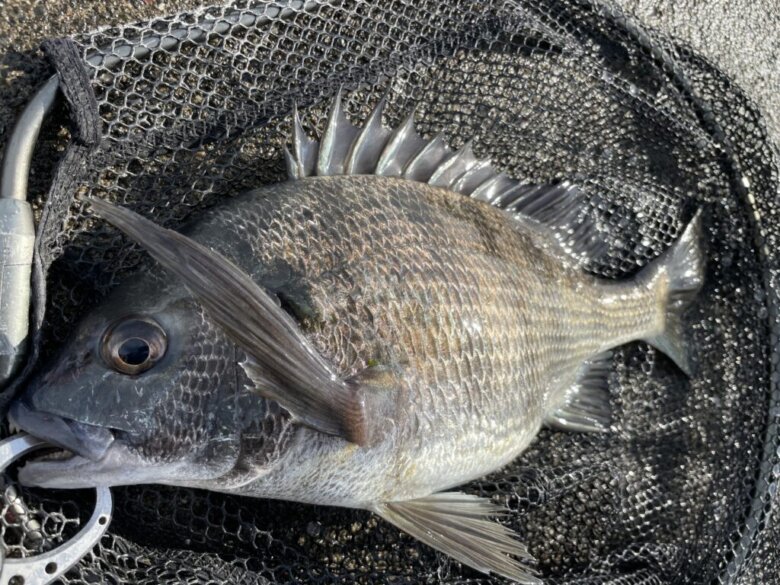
[0,0,778,583]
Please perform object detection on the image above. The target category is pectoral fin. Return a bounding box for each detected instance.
[373,492,540,584]
[88,198,369,445]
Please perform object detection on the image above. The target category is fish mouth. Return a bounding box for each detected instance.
[8,400,115,470]
[7,401,207,490]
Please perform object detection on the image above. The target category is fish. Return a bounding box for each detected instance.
[8,91,704,583]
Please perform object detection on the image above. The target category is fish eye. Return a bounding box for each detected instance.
[117,338,150,365]
[101,316,167,375]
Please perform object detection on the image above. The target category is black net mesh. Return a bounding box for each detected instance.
[1,0,779,583]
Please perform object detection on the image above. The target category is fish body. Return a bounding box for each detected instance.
[9,94,704,583]
[186,175,656,507]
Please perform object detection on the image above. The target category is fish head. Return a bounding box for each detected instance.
[9,271,249,489]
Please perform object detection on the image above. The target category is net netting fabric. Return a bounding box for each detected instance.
[1,0,779,583]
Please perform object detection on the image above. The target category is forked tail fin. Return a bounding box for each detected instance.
[642,210,705,375]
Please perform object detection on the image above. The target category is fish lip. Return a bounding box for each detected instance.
[17,454,101,488]
[8,400,115,462]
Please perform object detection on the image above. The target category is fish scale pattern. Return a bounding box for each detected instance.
[192,176,639,498]
[0,0,778,583]
[137,303,237,463]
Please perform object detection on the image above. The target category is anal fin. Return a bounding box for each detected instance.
[545,352,613,433]
[373,492,540,584]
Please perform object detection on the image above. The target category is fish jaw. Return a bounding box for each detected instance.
[10,398,244,489]
[13,432,210,490]
[9,400,189,489]
[9,400,115,462]
[17,442,154,489]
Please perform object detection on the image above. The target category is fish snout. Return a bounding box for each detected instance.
[39,348,93,386]
[8,400,115,462]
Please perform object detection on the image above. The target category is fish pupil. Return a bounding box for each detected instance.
[118,337,150,366]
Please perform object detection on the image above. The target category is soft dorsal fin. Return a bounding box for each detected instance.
[498,181,609,263]
[373,492,540,584]
[288,93,609,264]
[88,197,370,445]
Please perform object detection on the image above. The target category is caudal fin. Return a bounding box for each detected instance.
[642,210,705,376]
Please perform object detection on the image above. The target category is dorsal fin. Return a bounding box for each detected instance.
[403,133,451,182]
[376,109,427,177]
[287,93,609,264]
[317,89,360,176]
[284,104,317,179]
[345,94,391,175]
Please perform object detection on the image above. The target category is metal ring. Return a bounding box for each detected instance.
[0,434,112,585]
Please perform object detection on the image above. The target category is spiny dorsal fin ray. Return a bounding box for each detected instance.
[428,141,478,189]
[345,94,391,175]
[87,197,370,445]
[317,89,360,176]
[403,132,452,182]
[452,160,499,196]
[376,108,427,177]
[373,492,540,584]
[471,172,516,203]
[283,147,299,180]
[287,92,610,266]
[290,104,317,179]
